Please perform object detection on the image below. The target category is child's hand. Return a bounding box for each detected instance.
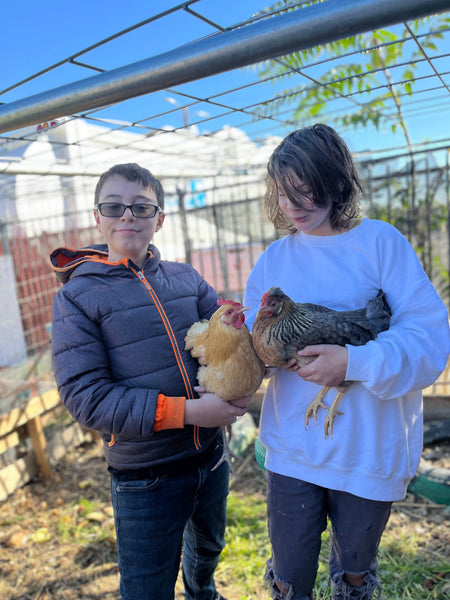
[297,344,348,387]
[283,358,301,372]
[185,390,250,427]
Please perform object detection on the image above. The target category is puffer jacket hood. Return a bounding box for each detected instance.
[50,243,162,284]
[50,244,108,283]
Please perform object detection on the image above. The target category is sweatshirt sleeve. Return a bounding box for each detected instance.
[346,227,450,398]
[51,288,164,438]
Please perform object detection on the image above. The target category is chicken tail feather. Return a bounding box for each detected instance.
[366,290,391,335]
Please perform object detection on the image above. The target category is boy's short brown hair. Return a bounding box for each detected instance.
[94,163,165,210]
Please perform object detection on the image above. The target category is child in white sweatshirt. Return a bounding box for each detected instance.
[244,124,450,600]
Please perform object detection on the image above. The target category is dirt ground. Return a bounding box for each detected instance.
[0,436,448,600]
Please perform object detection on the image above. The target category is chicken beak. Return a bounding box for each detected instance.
[240,306,250,314]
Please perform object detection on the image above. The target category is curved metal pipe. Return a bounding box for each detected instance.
[0,0,448,134]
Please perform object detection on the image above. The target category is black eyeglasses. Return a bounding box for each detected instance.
[95,203,162,218]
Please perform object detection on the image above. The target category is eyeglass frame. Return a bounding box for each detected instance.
[94,202,162,219]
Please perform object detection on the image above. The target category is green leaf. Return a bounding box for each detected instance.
[251,4,450,145]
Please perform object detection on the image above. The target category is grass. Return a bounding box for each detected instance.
[378,532,450,599]
[0,439,447,600]
[217,462,449,600]
[217,494,270,598]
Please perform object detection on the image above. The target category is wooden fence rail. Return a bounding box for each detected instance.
[0,388,88,503]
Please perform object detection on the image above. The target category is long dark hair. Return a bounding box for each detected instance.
[265,124,362,233]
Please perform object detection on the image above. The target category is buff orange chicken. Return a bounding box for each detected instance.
[185,298,265,400]
[185,298,265,470]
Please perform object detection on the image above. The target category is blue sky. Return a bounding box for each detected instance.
[2,1,449,156]
[2,0,268,100]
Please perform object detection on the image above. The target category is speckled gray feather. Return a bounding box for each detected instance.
[253,288,391,366]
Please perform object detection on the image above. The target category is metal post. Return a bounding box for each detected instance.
[176,186,192,265]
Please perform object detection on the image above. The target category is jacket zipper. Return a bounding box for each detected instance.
[132,268,201,450]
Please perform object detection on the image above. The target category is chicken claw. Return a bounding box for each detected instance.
[304,386,331,429]
[323,391,345,439]
[305,387,344,439]
[211,425,236,475]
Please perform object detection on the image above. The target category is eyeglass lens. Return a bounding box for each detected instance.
[97,203,160,218]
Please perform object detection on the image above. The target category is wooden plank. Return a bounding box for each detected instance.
[0,454,37,503]
[0,388,61,438]
[0,430,21,455]
[0,423,88,502]
[41,405,68,428]
[423,396,450,421]
[47,422,86,465]
[26,416,52,479]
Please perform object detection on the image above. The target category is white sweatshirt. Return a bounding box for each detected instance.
[244,218,450,501]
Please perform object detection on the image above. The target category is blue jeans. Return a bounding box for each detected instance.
[110,439,228,600]
[265,471,392,600]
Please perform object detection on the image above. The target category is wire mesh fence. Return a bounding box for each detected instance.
[0,146,448,373]
[0,0,449,419]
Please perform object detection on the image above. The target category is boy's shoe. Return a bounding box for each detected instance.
[214,594,227,600]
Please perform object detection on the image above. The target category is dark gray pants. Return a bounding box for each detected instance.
[265,471,392,600]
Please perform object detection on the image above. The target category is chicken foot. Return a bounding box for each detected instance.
[323,390,345,438]
[211,425,236,475]
[304,387,345,439]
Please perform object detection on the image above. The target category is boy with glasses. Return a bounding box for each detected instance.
[51,163,247,600]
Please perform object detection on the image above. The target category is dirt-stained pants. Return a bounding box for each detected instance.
[265,471,392,600]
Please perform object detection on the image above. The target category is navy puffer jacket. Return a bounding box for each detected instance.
[50,243,220,470]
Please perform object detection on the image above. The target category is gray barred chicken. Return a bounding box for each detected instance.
[252,287,391,438]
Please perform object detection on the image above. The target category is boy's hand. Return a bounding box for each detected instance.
[184,389,251,427]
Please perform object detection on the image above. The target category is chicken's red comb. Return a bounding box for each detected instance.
[217,298,242,308]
